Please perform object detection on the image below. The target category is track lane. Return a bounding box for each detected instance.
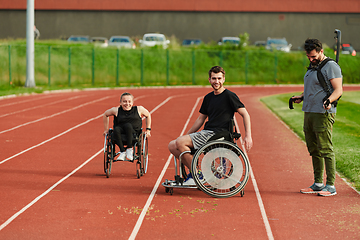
[0,90,198,239]
[0,86,359,239]
[134,88,270,239]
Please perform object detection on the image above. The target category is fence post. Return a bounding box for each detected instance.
[92,48,95,86]
[8,45,11,85]
[140,49,144,85]
[274,53,278,83]
[219,50,223,66]
[192,50,196,84]
[68,47,71,87]
[166,49,169,85]
[303,56,308,75]
[116,48,119,86]
[245,51,249,84]
[48,46,51,87]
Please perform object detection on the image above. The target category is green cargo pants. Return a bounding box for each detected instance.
[303,112,336,185]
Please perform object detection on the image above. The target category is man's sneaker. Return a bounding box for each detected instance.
[183,173,196,186]
[126,148,133,160]
[318,185,337,197]
[117,151,126,161]
[300,183,325,194]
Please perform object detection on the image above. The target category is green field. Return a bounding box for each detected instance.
[261,91,360,191]
[1,39,360,97]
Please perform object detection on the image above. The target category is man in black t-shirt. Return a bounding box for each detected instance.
[168,66,253,185]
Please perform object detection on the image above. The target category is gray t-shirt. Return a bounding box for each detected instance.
[302,58,342,113]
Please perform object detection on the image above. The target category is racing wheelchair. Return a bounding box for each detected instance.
[103,128,148,178]
[162,119,250,198]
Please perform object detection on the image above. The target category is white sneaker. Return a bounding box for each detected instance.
[117,151,126,161]
[182,174,196,186]
[126,148,133,160]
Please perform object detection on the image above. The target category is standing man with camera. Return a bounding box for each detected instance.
[292,38,343,197]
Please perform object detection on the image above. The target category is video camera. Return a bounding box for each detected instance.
[289,96,303,109]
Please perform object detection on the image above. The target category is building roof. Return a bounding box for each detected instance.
[1,0,359,13]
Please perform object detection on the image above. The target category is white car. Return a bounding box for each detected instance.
[139,33,170,49]
[265,37,292,52]
[218,37,241,46]
[108,36,136,49]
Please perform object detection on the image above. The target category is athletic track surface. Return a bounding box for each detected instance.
[0,86,359,240]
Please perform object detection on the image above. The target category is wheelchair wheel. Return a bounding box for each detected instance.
[139,132,149,175]
[104,136,114,178]
[191,140,249,198]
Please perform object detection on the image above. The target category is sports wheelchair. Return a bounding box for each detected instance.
[162,119,250,198]
[103,128,148,178]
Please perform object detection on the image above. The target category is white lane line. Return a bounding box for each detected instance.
[0,95,146,165]
[0,94,55,108]
[0,95,86,118]
[0,115,102,165]
[0,95,112,135]
[0,96,171,231]
[234,116,274,240]
[0,149,103,231]
[129,97,202,240]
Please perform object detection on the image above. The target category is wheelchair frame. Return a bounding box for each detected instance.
[162,119,250,198]
[103,128,148,178]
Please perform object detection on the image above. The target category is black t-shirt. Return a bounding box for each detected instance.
[113,106,142,132]
[200,89,245,131]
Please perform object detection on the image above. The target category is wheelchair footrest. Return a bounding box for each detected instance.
[162,179,197,189]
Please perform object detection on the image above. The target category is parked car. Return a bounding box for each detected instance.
[265,37,292,52]
[90,37,108,47]
[139,33,170,49]
[218,37,241,46]
[254,41,266,47]
[182,39,202,47]
[334,43,356,56]
[67,35,90,43]
[108,36,136,49]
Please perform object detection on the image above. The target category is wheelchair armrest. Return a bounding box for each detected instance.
[233,132,241,140]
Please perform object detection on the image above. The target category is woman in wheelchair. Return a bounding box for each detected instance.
[103,92,151,161]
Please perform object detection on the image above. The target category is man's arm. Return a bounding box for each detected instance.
[186,113,207,135]
[324,77,343,109]
[103,107,117,136]
[236,108,253,151]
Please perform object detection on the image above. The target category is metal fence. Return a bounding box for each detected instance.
[1,44,347,88]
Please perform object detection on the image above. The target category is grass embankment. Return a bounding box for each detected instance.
[261,91,360,191]
[1,39,360,97]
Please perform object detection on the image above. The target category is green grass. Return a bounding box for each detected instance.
[1,39,360,97]
[260,91,360,191]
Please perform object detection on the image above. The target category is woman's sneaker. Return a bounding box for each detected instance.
[117,151,126,161]
[126,148,133,160]
[317,185,337,197]
[300,183,325,194]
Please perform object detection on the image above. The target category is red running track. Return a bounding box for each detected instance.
[0,86,359,240]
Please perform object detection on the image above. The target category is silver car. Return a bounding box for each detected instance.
[90,37,108,47]
[108,36,136,49]
[265,38,292,52]
[67,35,90,43]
